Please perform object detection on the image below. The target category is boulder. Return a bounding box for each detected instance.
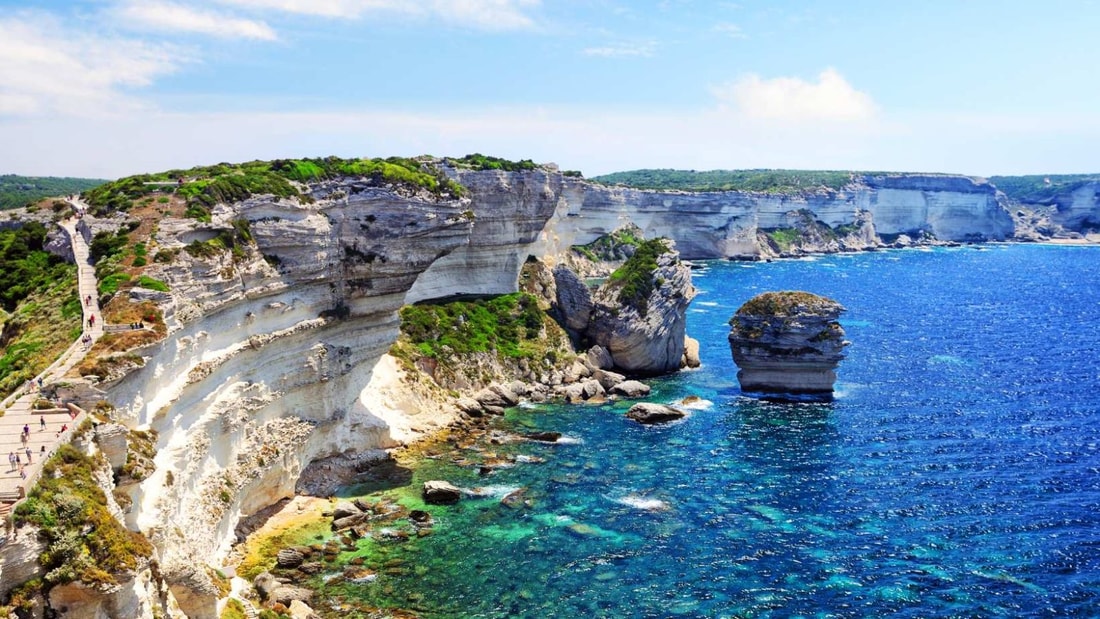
[728,291,848,402]
[289,599,322,619]
[455,397,484,417]
[276,548,305,569]
[489,383,520,406]
[625,403,686,425]
[681,336,701,368]
[423,480,462,505]
[579,378,605,400]
[331,501,361,520]
[270,585,314,606]
[592,368,626,391]
[552,264,594,334]
[610,380,651,398]
[586,345,615,370]
[563,358,591,384]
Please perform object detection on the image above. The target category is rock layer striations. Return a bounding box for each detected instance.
[728,291,848,401]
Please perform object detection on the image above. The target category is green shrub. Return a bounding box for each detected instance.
[398,293,545,359]
[135,276,169,292]
[88,229,129,264]
[765,228,802,252]
[451,153,538,172]
[14,444,154,586]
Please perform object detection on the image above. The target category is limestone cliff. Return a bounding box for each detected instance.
[544,173,1016,259]
[96,169,564,610]
[728,291,848,402]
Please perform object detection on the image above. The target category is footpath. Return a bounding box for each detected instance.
[0,206,103,524]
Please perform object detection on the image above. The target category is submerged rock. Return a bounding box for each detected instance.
[727,291,848,402]
[625,403,686,425]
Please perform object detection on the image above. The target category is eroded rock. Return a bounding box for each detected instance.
[728,291,848,402]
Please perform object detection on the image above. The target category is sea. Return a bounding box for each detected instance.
[304,244,1100,618]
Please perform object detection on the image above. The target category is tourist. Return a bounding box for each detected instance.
[20,434,27,447]
[36,378,43,389]
[22,424,29,437]
[39,416,45,431]
[40,445,45,456]
[15,454,21,467]
[24,447,31,464]
[60,424,67,434]
[7,452,14,472]
[19,466,26,480]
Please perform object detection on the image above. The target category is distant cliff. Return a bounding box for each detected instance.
[544,172,1015,259]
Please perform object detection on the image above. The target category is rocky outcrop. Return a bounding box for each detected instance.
[625,403,686,425]
[728,291,848,402]
[585,239,696,374]
[422,481,462,505]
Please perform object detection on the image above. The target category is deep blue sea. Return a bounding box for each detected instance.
[318,244,1100,618]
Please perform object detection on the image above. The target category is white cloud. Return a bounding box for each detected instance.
[582,41,656,58]
[713,22,746,39]
[0,14,183,118]
[116,1,277,41]
[712,68,878,123]
[216,0,540,30]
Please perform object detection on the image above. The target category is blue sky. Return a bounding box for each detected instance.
[2,0,1099,178]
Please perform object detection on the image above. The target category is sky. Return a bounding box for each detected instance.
[2,0,1100,179]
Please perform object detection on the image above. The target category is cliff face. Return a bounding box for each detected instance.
[549,174,1015,259]
[104,172,563,598]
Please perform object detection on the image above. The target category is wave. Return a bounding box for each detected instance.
[612,494,670,511]
[463,485,522,498]
[674,396,713,410]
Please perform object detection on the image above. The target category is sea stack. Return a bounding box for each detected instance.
[727,291,848,402]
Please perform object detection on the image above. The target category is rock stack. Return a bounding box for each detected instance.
[728,291,848,402]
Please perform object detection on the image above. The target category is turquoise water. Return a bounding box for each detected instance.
[319,245,1100,617]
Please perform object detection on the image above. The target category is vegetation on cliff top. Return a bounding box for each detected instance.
[0,175,106,210]
[13,442,154,587]
[733,291,844,319]
[448,153,538,172]
[592,169,858,193]
[82,156,465,217]
[989,174,1100,204]
[0,223,81,398]
[607,238,674,317]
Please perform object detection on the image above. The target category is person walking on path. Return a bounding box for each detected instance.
[39,416,45,431]
[24,447,31,464]
[7,452,14,472]
[22,424,29,437]
[19,465,26,480]
[20,434,27,447]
